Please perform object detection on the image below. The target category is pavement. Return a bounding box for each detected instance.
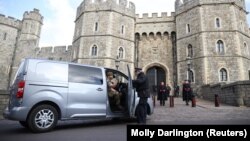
[146,97,250,124]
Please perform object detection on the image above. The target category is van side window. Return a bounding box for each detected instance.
[69,64,103,85]
[35,62,68,82]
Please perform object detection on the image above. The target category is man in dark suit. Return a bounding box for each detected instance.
[132,68,150,124]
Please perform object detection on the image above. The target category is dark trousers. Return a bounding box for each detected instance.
[160,100,165,106]
[136,97,148,124]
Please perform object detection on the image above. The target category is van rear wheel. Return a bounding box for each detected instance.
[27,105,58,133]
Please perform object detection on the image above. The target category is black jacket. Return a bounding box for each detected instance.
[132,72,150,98]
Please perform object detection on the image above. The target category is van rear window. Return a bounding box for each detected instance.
[69,64,103,85]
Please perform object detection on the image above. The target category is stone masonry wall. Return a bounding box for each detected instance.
[200,81,250,106]
[0,91,9,119]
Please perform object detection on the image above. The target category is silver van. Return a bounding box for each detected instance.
[3,58,153,132]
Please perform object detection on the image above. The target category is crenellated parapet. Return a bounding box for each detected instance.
[176,0,246,15]
[0,14,21,29]
[23,8,43,24]
[35,45,72,61]
[37,45,72,54]
[136,12,175,23]
[76,0,135,20]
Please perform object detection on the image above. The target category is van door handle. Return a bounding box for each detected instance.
[97,88,103,91]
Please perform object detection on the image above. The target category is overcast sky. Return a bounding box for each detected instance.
[0,0,249,47]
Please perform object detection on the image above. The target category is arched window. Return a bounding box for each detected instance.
[216,18,221,28]
[94,22,98,32]
[91,45,97,56]
[118,47,124,59]
[220,68,228,82]
[217,40,225,54]
[187,44,193,58]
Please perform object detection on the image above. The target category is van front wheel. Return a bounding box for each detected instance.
[28,105,58,133]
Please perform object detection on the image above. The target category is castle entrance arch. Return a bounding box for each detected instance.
[146,67,166,96]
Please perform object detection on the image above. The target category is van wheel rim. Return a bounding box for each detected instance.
[35,109,54,129]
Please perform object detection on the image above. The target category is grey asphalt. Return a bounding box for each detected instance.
[0,97,250,141]
[147,97,250,125]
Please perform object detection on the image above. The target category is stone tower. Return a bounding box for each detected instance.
[0,8,43,90]
[11,9,43,86]
[13,9,43,65]
[0,14,22,90]
[72,0,136,73]
[175,0,250,88]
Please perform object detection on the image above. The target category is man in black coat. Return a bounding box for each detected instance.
[182,80,193,105]
[132,67,150,124]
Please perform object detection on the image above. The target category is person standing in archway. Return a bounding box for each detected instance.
[157,82,171,106]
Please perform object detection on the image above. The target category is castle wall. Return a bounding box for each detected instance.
[36,46,72,62]
[176,0,250,90]
[0,15,21,90]
[73,0,135,73]
[135,12,176,84]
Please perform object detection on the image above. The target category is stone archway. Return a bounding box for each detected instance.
[146,66,166,96]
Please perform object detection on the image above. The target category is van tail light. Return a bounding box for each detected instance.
[16,80,25,98]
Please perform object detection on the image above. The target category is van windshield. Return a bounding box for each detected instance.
[11,61,24,85]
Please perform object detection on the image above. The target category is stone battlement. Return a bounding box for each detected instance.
[136,12,175,23]
[176,0,246,15]
[76,0,135,19]
[0,14,21,29]
[23,8,43,23]
[37,45,72,53]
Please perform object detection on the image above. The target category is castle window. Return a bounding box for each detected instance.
[91,45,98,56]
[217,40,225,55]
[121,25,125,34]
[3,33,7,40]
[241,22,244,31]
[186,24,191,33]
[48,57,54,60]
[244,42,249,56]
[187,70,195,83]
[219,68,228,82]
[187,44,193,58]
[216,18,221,28]
[94,22,98,32]
[118,47,124,59]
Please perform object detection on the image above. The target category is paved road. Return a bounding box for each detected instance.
[0,98,249,141]
[147,97,250,124]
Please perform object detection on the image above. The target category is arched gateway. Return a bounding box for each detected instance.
[146,66,167,96]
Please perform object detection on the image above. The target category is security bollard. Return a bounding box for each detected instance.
[215,94,220,107]
[191,95,196,107]
[170,96,174,107]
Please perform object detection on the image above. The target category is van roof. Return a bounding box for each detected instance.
[24,58,104,69]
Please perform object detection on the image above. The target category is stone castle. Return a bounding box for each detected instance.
[0,0,250,93]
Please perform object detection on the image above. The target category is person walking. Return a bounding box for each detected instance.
[132,67,150,124]
[157,82,169,106]
[182,80,193,105]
